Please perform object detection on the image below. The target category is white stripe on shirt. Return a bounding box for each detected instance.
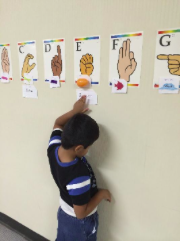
[66,179,90,190]
[53,128,63,131]
[49,139,61,146]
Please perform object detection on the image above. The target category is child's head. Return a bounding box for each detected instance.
[61,113,99,157]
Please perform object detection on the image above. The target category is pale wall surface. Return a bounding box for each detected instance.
[0,0,180,240]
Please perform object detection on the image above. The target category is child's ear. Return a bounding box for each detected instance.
[75,145,84,154]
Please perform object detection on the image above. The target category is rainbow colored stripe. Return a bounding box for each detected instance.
[128,84,139,87]
[45,79,65,83]
[21,78,37,81]
[110,82,139,87]
[75,36,99,41]
[0,77,12,80]
[158,29,180,34]
[0,44,10,46]
[44,39,64,43]
[18,41,35,45]
[111,33,142,39]
[75,80,99,85]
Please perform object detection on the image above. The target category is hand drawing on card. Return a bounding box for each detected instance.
[157,54,180,76]
[1,47,10,74]
[22,54,36,77]
[117,39,137,82]
[51,45,62,77]
[80,54,94,76]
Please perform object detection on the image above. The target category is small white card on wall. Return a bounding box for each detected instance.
[48,76,60,88]
[22,84,38,98]
[159,77,179,94]
[112,79,128,93]
[76,89,97,105]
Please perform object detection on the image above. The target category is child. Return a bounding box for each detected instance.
[47,96,111,241]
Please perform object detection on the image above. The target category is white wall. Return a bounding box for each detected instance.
[0,0,180,240]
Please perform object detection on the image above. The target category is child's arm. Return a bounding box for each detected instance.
[54,96,88,130]
[73,189,111,219]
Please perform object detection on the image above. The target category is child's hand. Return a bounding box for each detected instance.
[73,96,89,114]
[99,189,111,202]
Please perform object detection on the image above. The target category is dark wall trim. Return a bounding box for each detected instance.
[0,212,50,241]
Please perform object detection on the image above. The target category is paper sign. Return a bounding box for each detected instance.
[1,72,9,83]
[24,73,33,85]
[109,31,143,87]
[22,84,38,98]
[74,36,100,85]
[49,76,60,88]
[0,43,13,81]
[43,39,65,83]
[76,89,98,105]
[153,29,180,88]
[159,77,179,94]
[18,40,38,81]
[112,79,127,93]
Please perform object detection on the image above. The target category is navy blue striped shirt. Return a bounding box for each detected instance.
[47,128,98,207]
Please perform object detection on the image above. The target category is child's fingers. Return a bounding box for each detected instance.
[80,95,86,99]
[79,95,86,103]
[82,108,89,113]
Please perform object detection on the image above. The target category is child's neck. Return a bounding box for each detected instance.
[58,146,76,163]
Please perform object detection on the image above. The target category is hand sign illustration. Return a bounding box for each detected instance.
[80,54,94,76]
[117,39,137,82]
[51,45,62,77]
[1,47,10,74]
[157,54,180,76]
[22,54,36,78]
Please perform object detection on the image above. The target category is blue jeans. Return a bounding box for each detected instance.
[56,207,99,241]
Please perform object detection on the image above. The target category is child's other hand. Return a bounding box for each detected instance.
[99,189,111,202]
[73,96,89,114]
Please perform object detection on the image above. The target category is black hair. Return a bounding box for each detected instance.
[61,113,99,149]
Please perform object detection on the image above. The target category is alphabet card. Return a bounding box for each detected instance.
[74,36,100,85]
[109,31,143,88]
[18,41,38,81]
[153,29,180,88]
[0,43,13,83]
[43,39,65,83]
